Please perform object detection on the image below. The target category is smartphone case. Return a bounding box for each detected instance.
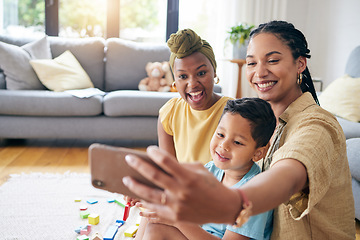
[89,143,163,199]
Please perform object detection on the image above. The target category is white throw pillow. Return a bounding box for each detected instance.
[0,36,52,90]
[318,74,360,122]
[30,50,94,92]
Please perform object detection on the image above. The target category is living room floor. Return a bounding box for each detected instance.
[0,138,359,239]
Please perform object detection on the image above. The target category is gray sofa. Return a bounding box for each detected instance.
[336,45,360,139]
[339,45,360,221]
[347,138,360,221]
[0,35,182,144]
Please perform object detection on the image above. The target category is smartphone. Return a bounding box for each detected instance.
[89,143,163,199]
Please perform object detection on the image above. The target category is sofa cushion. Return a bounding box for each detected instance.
[105,38,171,91]
[318,74,360,122]
[346,138,360,220]
[30,50,94,92]
[104,90,178,117]
[346,138,360,181]
[337,117,360,139]
[352,178,360,220]
[0,36,51,90]
[48,37,105,90]
[345,45,360,78]
[0,89,102,116]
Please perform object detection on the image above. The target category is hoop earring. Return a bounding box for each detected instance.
[297,73,303,85]
[215,76,220,84]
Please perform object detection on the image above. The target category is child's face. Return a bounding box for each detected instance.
[173,52,216,110]
[210,112,261,172]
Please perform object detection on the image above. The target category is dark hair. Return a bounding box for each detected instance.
[222,98,276,148]
[249,20,319,105]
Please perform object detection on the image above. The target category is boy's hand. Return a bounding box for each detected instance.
[136,202,174,226]
[123,195,140,207]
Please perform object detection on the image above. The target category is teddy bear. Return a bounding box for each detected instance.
[138,61,173,92]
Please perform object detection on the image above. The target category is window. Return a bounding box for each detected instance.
[59,0,106,38]
[0,0,45,37]
[0,0,178,42]
[119,0,167,42]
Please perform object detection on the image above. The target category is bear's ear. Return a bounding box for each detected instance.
[146,62,153,70]
[162,62,170,72]
[145,62,156,74]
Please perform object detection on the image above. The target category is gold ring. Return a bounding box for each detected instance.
[160,192,167,205]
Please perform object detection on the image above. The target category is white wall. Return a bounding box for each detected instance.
[285,0,360,89]
[303,0,360,88]
[219,0,360,98]
[0,0,3,31]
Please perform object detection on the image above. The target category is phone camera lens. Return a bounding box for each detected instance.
[93,179,104,187]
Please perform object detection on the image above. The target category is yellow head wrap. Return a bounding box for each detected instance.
[167,29,217,74]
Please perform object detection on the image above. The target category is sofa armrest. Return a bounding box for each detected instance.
[0,71,6,89]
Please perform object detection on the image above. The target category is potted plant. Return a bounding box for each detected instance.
[226,22,255,59]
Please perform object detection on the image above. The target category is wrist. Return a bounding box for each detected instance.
[233,189,253,227]
[230,188,244,223]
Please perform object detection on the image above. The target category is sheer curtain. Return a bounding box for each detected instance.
[215,0,287,98]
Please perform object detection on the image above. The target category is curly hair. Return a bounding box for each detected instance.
[250,20,319,105]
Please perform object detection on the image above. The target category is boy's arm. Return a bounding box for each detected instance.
[175,222,249,240]
[175,222,220,240]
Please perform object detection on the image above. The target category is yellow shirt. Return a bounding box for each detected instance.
[159,96,232,164]
[259,92,355,240]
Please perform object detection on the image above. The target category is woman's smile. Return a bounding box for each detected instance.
[187,90,205,102]
[255,81,277,92]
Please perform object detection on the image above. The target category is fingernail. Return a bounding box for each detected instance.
[122,177,130,186]
[125,155,135,166]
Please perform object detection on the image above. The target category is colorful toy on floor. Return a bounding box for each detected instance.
[103,225,119,240]
[115,219,125,227]
[114,198,126,208]
[91,232,103,240]
[75,225,91,234]
[77,234,90,240]
[80,210,90,219]
[88,213,100,225]
[80,205,88,211]
[123,202,131,221]
[87,199,98,204]
[80,225,92,236]
[124,225,139,238]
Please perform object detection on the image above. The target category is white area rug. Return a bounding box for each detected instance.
[0,172,141,240]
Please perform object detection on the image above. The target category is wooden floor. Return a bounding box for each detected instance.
[0,138,147,185]
[0,138,359,238]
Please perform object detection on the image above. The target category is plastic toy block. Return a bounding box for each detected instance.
[80,228,91,236]
[75,198,82,202]
[107,198,115,203]
[77,235,89,240]
[114,198,126,208]
[91,232,103,240]
[80,225,92,236]
[75,225,89,234]
[75,227,82,234]
[87,199,98,204]
[80,210,90,219]
[80,205,88,211]
[124,225,138,237]
[123,203,131,221]
[88,213,100,225]
[136,216,141,226]
[115,220,125,228]
[103,225,118,240]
